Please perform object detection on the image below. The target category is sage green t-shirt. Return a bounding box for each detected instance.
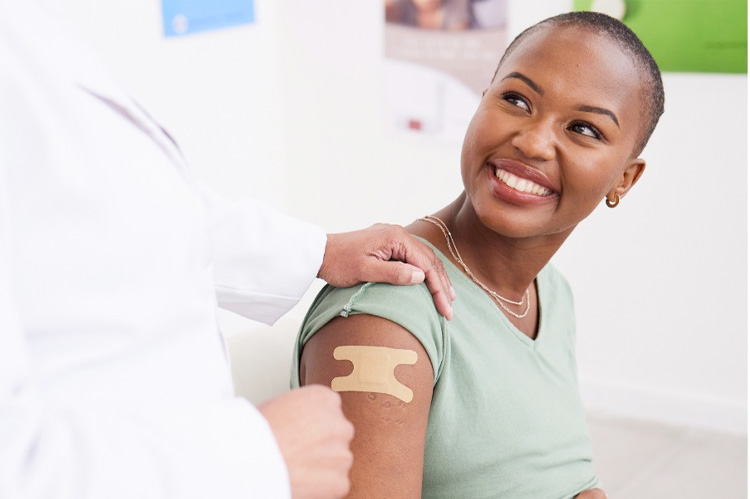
[291,241,599,498]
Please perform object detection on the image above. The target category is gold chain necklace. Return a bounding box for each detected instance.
[420,215,531,319]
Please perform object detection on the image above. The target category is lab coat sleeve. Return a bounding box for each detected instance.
[0,5,293,494]
[0,171,291,499]
[202,187,327,325]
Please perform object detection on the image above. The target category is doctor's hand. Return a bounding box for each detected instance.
[319,224,455,319]
[258,386,354,499]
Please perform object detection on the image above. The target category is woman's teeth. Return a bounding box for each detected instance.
[495,169,551,196]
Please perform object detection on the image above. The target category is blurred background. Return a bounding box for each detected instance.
[51,0,746,495]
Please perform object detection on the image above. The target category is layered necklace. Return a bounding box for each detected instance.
[420,215,531,319]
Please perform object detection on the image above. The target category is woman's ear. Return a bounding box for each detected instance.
[609,158,646,200]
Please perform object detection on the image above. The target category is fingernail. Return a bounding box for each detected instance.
[449,286,456,300]
[445,305,454,320]
[410,270,425,284]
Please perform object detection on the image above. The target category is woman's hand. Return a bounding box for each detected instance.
[319,224,455,319]
[575,489,608,499]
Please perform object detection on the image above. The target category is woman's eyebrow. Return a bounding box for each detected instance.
[577,105,620,128]
[501,72,543,95]
[501,71,620,128]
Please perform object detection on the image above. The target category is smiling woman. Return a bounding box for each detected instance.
[461,24,652,246]
[292,11,664,499]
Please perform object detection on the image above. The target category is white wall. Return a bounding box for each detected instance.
[554,71,747,435]
[277,0,465,231]
[54,0,288,206]
[55,0,746,434]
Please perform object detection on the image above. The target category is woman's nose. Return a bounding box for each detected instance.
[510,119,556,162]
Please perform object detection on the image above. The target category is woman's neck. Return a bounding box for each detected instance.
[409,193,572,301]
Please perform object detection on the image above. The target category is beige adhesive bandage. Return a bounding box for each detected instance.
[331,345,418,403]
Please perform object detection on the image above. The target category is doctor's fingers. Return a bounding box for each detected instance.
[319,224,454,319]
[378,228,455,320]
[365,256,454,321]
[259,387,354,499]
[289,388,354,499]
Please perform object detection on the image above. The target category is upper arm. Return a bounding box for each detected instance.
[300,313,434,499]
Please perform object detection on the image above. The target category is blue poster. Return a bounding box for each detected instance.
[162,0,255,37]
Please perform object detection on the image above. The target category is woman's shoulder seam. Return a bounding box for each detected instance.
[339,282,376,318]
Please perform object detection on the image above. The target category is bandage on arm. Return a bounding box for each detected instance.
[300,314,434,499]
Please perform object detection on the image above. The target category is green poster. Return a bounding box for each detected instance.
[574,0,747,73]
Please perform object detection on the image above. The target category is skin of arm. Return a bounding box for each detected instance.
[575,489,607,498]
[299,314,434,499]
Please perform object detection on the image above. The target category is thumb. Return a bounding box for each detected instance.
[361,260,425,286]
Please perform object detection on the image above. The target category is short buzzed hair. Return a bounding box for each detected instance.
[493,11,665,154]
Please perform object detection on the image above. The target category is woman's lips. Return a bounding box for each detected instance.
[487,159,558,197]
[494,168,552,196]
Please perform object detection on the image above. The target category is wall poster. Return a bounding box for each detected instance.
[384,0,509,140]
[161,0,255,37]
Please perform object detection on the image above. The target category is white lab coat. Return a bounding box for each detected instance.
[0,2,326,498]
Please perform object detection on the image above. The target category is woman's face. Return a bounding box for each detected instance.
[460,24,646,241]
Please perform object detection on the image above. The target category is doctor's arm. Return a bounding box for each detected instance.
[0,179,309,499]
[202,189,454,324]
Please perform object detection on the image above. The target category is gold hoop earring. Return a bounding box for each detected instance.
[605,193,620,208]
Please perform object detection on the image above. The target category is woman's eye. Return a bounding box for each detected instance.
[570,122,602,140]
[502,93,530,112]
